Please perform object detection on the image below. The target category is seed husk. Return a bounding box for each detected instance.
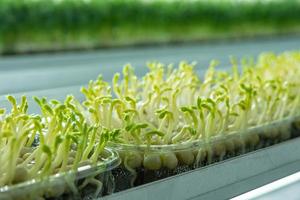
[224,140,235,155]
[249,133,260,148]
[233,137,244,151]
[278,123,291,141]
[212,143,226,157]
[125,152,143,169]
[161,152,178,170]
[245,133,260,149]
[143,153,162,170]
[176,150,194,165]
[12,166,29,184]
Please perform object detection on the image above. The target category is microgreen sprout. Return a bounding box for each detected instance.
[0,95,112,199]
[1,51,299,195]
[82,51,300,148]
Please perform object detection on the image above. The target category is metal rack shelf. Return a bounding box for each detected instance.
[100,138,300,200]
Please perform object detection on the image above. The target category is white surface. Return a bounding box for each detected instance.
[233,170,300,200]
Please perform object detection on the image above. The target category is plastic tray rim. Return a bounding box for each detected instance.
[108,115,300,152]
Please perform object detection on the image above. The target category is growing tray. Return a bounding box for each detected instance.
[0,148,121,200]
[110,115,300,192]
[101,136,300,200]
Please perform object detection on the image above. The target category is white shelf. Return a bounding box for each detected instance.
[234,170,300,200]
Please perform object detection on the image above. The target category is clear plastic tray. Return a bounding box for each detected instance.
[0,148,121,200]
[110,115,300,192]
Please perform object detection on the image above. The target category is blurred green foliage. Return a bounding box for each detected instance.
[0,0,300,54]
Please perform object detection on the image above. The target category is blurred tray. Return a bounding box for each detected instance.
[0,148,120,200]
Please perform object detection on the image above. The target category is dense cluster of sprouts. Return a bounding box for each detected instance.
[0,51,300,194]
[0,96,109,197]
[82,52,300,146]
